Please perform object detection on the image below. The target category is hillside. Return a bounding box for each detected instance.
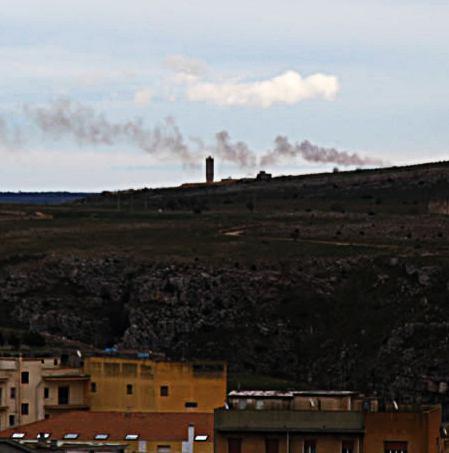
[1,161,449,408]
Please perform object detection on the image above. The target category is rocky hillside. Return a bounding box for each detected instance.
[2,161,449,411]
[1,253,449,408]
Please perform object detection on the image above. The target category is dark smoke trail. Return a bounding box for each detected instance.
[260,136,383,167]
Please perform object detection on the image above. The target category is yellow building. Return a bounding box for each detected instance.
[0,355,89,430]
[84,355,227,413]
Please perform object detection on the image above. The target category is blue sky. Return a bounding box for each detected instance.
[0,0,448,190]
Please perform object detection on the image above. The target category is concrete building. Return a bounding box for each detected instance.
[85,355,227,413]
[0,355,89,430]
[0,353,226,429]
[206,156,214,184]
[216,391,442,453]
[0,411,213,453]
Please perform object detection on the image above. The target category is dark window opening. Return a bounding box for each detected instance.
[58,386,70,405]
[126,384,133,395]
[384,441,408,453]
[9,415,15,427]
[160,386,169,397]
[10,387,16,399]
[44,387,50,399]
[228,438,242,453]
[91,382,97,393]
[21,403,29,415]
[342,440,354,453]
[305,440,317,453]
[265,438,279,453]
[21,372,29,384]
[185,401,198,408]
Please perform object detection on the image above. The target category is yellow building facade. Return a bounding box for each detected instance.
[84,356,227,413]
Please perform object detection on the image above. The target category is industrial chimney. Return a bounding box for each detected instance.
[206,156,214,184]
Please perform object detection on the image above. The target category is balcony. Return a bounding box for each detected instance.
[42,369,89,382]
[44,403,90,413]
[214,409,364,434]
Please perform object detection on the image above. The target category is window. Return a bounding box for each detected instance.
[44,387,50,399]
[104,362,120,377]
[265,438,279,453]
[157,446,171,453]
[11,433,24,439]
[195,435,209,441]
[37,433,51,440]
[185,401,198,408]
[160,385,169,397]
[58,386,70,405]
[305,440,317,453]
[126,384,133,395]
[125,434,139,440]
[21,372,29,384]
[95,434,109,440]
[228,438,242,453]
[91,382,97,393]
[384,441,408,453]
[141,365,153,379]
[21,403,29,415]
[0,388,2,405]
[10,387,16,399]
[9,415,15,427]
[63,433,79,440]
[342,440,354,453]
[123,363,137,377]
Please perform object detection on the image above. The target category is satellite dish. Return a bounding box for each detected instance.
[393,400,399,411]
[76,350,82,358]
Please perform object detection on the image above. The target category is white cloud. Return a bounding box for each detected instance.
[182,69,340,108]
[133,88,153,106]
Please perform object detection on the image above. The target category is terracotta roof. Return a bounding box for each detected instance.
[0,412,213,442]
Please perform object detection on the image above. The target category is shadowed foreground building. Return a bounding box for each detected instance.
[215,391,442,453]
[0,411,214,452]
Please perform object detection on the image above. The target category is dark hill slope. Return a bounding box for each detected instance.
[2,161,449,409]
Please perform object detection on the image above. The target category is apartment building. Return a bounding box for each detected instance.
[215,391,442,453]
[0,355,89,430]
[0,352,227,429]
[84,355,227,413]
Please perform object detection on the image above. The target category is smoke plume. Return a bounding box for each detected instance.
[214,131,257,168]
[24,99,199,167]
[260,136,383,167]
[11,99,383,169]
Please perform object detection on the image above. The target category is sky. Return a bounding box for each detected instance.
[0,0,449,191]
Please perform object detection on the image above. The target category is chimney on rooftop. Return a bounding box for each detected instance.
[206,156,214,184]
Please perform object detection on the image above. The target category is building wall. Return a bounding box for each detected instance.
[364,407,441,453]
[85,357,226,413]
[215,433,362,453]
[0,357,89,428]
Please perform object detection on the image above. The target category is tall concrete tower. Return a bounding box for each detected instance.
[206,156,214,184]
